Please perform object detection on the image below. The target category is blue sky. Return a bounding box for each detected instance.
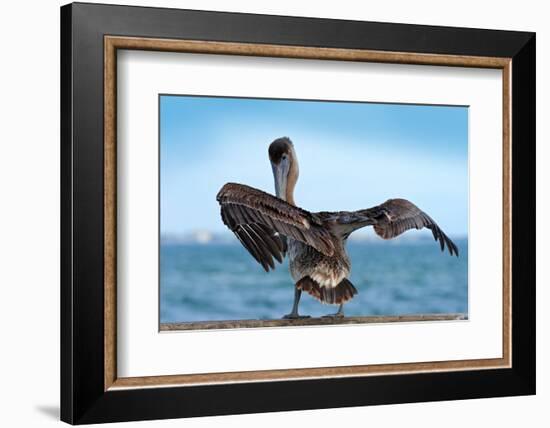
[160,95,468,237]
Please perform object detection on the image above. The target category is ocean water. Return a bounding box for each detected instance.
[160,239,468,323]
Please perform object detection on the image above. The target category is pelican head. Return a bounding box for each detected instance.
[268,137,299,205]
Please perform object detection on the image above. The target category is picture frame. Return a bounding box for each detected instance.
[60,2,535,424]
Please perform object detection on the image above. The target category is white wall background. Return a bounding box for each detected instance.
[0,1,545,427]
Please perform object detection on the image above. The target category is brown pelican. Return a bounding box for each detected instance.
[217,137,458,319]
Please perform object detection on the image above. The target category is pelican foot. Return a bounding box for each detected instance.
[282,313,311,320]
[322,312,345,319]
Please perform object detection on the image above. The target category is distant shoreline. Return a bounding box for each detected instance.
[161,235,468,246]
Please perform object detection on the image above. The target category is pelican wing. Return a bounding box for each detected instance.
[217,183,335,271]
[323,198,458,257]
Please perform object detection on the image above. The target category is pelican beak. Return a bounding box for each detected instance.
[272,157,290,201]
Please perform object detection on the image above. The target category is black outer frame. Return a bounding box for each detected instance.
[60,2,535,424]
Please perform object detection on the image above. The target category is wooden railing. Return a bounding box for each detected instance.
[160,313,467,331]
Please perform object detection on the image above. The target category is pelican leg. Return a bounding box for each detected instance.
[282,288,310,319]
[322,303,345,318]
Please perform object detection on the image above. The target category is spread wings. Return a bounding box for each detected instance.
[323,198,459,257]
[216,183,336,271]
[217,183,458,271]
